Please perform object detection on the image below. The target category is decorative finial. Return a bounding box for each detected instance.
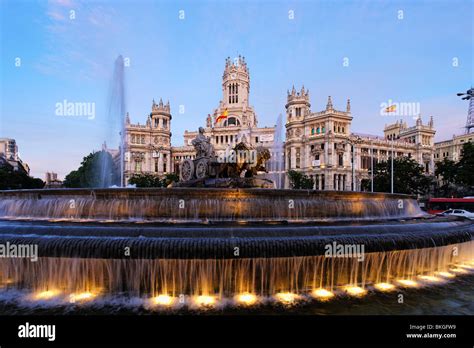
[346,98,351,113]
[125,112,130,124]
[326,96,333,110]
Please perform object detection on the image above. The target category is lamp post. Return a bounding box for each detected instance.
[390,139,394,194]
[346,136,362,192]
[457,88,474,134]
[370,139,374,193]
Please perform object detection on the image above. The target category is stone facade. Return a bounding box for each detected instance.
[123,57,438,190]
[434,132,474,163]
[284,89,436,190]
[0,138,30,174]
[124,56,276,184]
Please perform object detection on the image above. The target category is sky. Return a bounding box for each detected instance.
[0,0,472,179]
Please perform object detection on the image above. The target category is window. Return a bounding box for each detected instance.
[154,119,159,127]
[154,159,159,172]
[163,154,167,173]
[295,107,301,117]
[141,135,145,144]
[135,161,141,172]
[229,83,239,104]
[311,128,315,135]
[338,154,343,166]
[255,136,259,143]
[163,119,168,129]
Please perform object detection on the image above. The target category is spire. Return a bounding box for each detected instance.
[125,112,130,124]
[326,96,333,111]
[416,114,422,126]
[291,85,296,95]
[159,98,163,107]
[429,115,434,128]
[346,98,351,113]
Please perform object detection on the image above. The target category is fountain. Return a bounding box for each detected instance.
[0,185,473,310]
[97,55,126,188]
[0,60,473,312]
[269,113,285,189]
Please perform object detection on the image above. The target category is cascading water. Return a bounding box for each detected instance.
[269,114,284,189]
[0,188,473,311]
[97,55,126,188]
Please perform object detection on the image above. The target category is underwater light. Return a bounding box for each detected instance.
[436,271,456,278]
[69,292,96,303]
[418,275,443,283]
[236,293,257,305]
[34,290,61,300]
[397,279,419,287]
[153,294,174,306]
[195,295,216,306]
[450,267,469,274]
[275,292,299,303]
[374,283,396,291]
[344,286,366,296]
[312,288,335,299]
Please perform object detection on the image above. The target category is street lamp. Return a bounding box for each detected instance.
[457,88,474,134]
[346,136,362,192]
[370,139,374,193]
[391,139,394,194]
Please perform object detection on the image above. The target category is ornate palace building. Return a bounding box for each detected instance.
[285,89,436,190]
[123,56,437,189]
[123,56,276,184]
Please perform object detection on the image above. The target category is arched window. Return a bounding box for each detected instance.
[225,117,240,126]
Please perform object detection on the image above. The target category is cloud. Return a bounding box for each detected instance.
[36,0,123,81]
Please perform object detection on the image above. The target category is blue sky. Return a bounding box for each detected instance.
[0,0,472,178]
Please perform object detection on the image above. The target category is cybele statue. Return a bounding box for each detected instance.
[177,127,274,188]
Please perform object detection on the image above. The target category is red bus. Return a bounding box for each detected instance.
[426,197,474,214]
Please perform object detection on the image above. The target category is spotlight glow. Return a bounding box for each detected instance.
[457,263,474,270]
[374,283,396,291]
[451,267,469,274]
[236,293,257,305]
[69,292,96,303]
[35,290,60,300]
[418,275,443,283]
[344,286,366,296]
[312,288,335,299]
[397,279,419,287]
[275,292,299,304]
[195,295,216,306]
[436,271,455,278]
[153,294,174,306]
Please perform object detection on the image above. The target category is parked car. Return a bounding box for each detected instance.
[437,209,474,220]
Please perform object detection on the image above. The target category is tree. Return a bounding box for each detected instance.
[0,167,44,190]
[435,158,459,197]
[287,170,314,189]
[63,151,118,188]
[361,156,433,195]
[128,172,179,188]
[456,142,474,190]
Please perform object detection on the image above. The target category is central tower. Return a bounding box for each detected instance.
[213,56,257,128]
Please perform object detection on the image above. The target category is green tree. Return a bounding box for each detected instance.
[63,151,118,188]
[287,170,314,189]
[435,158,459,197]
[455,142,474,190]
[361,156,433,195]
[0,167,44,190]
[128,172,179,188]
